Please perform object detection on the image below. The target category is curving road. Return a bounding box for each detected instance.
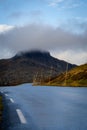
[1,84,87,130]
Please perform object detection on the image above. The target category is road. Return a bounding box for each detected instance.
[1,84,87,130]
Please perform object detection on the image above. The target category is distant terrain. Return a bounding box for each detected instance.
[0,50,76,86]
[45,63,87,87]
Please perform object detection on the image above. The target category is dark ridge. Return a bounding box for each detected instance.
[0,50,77,86]
[13,50,50,59]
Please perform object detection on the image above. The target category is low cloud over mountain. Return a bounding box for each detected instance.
[0,23,87,64]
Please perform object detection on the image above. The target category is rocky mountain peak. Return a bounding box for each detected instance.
[13,50,50,59]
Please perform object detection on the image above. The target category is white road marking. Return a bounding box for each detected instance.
[10,98,14,103]
[16,109,27,124]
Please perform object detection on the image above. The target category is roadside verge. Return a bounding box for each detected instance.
[0,92,9,130]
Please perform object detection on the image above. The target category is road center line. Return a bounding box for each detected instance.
[10,98,14,103]
[16,109,27,124]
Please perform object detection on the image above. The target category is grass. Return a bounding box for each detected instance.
[43,64,87,87]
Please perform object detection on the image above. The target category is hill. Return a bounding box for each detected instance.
[0,50,76,86]
[45,63,87,87]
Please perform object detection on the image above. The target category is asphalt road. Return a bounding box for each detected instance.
[1,84,38,130]
[0,84,87,130]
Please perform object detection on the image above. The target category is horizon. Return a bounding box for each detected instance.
[0,49,86,66]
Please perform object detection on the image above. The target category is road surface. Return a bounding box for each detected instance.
[1,84,87,130]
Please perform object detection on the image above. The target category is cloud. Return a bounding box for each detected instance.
[0,24,14,33]
[48,0,64,7]
[60,17,87,34]
[52,50,87,65]
[0,23,87,65]
[0,47,12,59]
[48,0,84,9]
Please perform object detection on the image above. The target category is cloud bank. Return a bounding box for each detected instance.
[0,23,87,65]
[0,24,14,33]
[48,0,83,9]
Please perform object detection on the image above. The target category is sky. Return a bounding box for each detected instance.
[0,0,87,65]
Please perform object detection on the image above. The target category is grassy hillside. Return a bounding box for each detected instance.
[45,63,87,87]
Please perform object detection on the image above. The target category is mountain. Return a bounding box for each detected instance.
[0,50,76,86]
[45,63,87,87]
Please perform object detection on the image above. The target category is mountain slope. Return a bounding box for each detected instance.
[46,63,87,87]
[0,50,76,86]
